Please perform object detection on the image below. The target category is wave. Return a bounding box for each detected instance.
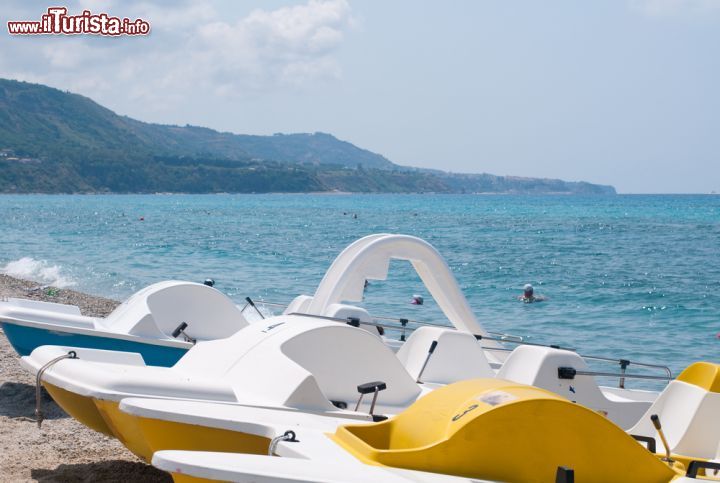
[1,257,77,288]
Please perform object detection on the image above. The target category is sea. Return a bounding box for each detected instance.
[1,194,718,387]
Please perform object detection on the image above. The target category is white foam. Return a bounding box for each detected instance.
[2,257,77,288]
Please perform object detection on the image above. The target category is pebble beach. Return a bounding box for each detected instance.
[0,274,170,482]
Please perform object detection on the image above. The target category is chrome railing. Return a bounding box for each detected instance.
[249,297,673,387]
[248,299,526,343]
[558,366,672,382]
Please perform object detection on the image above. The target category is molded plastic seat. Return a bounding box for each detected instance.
[628,362,720,459]
[497,345,651,429]
[106,281,248,341]
[396,326,494,384]
[179,318,423,411]
[333,379,680,483]
[280,324,421,409]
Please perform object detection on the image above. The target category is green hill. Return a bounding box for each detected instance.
[0,79,615,194]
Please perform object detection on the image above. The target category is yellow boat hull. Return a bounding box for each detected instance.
[43,382,114,436]
[43,382,270,462]
[95,399,154,460]
[170,474,214,483]
[97,401,270,462]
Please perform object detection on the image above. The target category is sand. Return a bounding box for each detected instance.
[0,274,171,482]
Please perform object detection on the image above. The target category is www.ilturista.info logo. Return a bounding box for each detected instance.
[7,7,150,36]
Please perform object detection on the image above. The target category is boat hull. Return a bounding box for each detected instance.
[43,382,115,436]
[0,321,187,367]
[170,475,212,483]
[106,407,271,462]
[43,383,270,462]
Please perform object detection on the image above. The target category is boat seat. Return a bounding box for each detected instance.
[1,298,95,329]
[283,295,313,315]
[106,282,249,341]
[323,304,384,337]
[628,362,720,460]
[333,378,680,483]
[603,390,642,403]
[280,324,422,411]
[396,326,494,384]
[497,345,651,429]
[215,319,423,412]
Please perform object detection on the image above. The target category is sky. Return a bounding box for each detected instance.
[2,0,719,193]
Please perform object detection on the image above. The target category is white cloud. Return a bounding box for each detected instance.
[42,41,105,69]
[629,0,720,16]
[242,1,351,54]
[0,0,353,114]
[129,2,218,31]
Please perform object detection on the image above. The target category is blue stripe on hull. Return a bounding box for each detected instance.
[0,322,188,367]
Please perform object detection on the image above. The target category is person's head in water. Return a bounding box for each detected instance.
[519,283,546,303]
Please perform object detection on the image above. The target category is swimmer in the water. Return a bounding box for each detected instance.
[518,284,546,303]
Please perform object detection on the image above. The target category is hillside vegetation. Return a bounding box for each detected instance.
[0,79,615,194]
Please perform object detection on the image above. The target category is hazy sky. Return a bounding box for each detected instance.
[2,1,719,193]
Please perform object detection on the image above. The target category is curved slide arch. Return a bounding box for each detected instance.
[307,234,493,340]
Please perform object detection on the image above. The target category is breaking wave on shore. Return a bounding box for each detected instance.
[1,257,77,288]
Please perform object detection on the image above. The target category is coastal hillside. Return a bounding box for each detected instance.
[0,79,392,169]
[0,79,615,194]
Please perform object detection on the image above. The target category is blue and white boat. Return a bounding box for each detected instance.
[0,281,249,366]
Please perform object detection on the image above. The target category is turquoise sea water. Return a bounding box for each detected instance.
[1,194,718,383]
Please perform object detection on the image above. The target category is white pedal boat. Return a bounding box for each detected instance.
[24,315,666,462]
[144,371,720,483]
[114,349,720,477]
[22,234,672,460]
[1,280,249,366]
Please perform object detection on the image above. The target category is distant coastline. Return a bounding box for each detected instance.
[0,79,615,195]
[0,190,618,196]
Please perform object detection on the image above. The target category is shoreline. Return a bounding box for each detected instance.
[0,191,619,195]
[0,274,170,482]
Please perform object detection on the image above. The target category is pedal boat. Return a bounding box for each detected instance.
[24,315,668,462]
[1,281,249,366]
[147,376,720,483]
[22,234,671,458]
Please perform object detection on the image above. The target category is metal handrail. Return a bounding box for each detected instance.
[571,369,672,382]
[287,312,393,331]
[375,314,523,341]
[482,342,673,383]
[582,354,673,379]
[252,299,525,342]
[255,297,673,386]
[373,314,446,327]
[252,300,287,308]
[287,311,573,353]
[489,332,524,342]
[473,334,575,352]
